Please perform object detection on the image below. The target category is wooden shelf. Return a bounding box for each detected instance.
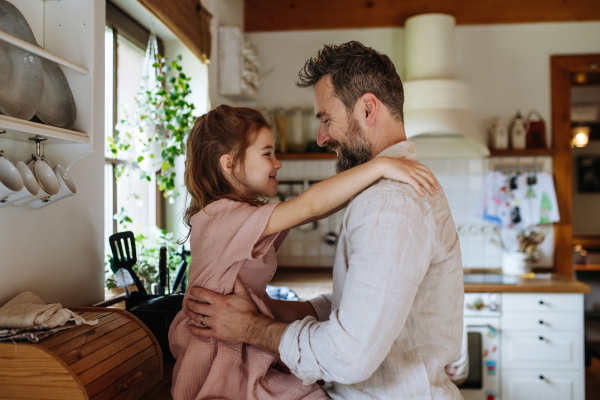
[277,153,337,160]
[573,236,600,249]
[0,114,89,144]
[489,148,556,157]
[573,264,600,271]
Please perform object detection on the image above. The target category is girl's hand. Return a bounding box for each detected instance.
[381,156,439,196]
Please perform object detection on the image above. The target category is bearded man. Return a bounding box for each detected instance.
[185,41,464,399]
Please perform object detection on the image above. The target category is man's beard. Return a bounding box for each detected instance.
[334,116,372,174]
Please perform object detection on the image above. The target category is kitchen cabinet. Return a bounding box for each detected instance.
[501,293,585,400]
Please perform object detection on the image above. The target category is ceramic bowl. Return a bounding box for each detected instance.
[0,0,43,120]
[36,57,76,129]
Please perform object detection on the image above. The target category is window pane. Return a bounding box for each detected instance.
[116,169,156,234]
[116,35,145,160]
[104,163,114,257]
[104,26,114,158]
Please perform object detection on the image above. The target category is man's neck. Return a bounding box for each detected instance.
[369,120,407,158]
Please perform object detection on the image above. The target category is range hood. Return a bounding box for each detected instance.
[403,14,490,159]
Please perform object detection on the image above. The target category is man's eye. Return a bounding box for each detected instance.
[323,119,329,125]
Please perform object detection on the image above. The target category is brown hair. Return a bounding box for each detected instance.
[181,105,271,243]
[297,41,404,122]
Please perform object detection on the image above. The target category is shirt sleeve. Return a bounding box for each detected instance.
[307,294,332,322]
[279,191,434,384]
[209,201,283,266]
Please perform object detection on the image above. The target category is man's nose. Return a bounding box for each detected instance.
[317,124,331,147]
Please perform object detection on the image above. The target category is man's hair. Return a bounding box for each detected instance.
[297,41,404,122]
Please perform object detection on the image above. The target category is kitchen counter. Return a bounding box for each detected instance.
[270,268,590,300]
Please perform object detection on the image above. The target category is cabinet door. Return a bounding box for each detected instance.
[502,332,582,370]
[502,294,582,313]
[501,371,584,400]
[501,312,582,332]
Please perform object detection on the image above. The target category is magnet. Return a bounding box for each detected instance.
[484,349,489,357]
[485,390,498,400]
[492,345,497,353]
[485,360,496,375]
[487,327,497,338]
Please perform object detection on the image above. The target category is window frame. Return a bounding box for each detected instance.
[105,1,166,234]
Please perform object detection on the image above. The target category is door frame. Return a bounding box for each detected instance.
[551,54,600,276]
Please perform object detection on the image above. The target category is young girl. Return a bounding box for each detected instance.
[169,105,437,400]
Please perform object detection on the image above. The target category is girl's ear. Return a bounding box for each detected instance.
[219,154,234,176]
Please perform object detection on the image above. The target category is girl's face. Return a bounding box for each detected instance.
[238,128,282,198]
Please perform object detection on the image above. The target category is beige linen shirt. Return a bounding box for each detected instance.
[279,141,464,399]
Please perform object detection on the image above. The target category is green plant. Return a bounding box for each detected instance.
[108,55,195,200]
[105,227,190,291]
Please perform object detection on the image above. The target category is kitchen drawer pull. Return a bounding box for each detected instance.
[539,375,545,381]
[539,300,545,305]
[539,320,544,325]
[539,336,545,341]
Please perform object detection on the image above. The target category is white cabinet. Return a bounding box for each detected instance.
[502,371,583,400]
[501,293,585,400]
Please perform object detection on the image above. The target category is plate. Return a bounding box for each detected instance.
[36,57,76,129]
[0,0,43,120]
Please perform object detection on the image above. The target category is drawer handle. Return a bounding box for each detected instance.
[539,375,545,381]
[539,300,545,305]
[539,336,545,341]
[539,320,544,325]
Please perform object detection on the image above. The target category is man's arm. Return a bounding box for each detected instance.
[262,294,318,324]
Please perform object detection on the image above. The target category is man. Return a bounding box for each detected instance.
[185,41,464,399]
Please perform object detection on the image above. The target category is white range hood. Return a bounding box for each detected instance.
[403,14,490,159]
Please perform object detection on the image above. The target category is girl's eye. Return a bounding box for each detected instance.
[264,153,271,157]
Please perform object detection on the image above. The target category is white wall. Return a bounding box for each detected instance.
[0,0,105,306]
[248,22,600,142]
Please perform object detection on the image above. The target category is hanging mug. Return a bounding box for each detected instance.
[0,151,24,204]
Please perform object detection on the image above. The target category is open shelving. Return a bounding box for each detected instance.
[489,148,556,157]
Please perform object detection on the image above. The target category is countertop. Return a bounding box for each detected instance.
[270,268,591,300]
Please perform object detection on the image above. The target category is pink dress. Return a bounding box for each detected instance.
[169,199,327,400]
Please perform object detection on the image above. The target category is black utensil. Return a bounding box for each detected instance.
[172,246,191,293]
[158,246,167,295]
[108,231,148,301]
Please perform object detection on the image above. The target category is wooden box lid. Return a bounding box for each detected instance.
[0,307,163,400]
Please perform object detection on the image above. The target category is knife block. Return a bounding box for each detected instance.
[0,307,163,400]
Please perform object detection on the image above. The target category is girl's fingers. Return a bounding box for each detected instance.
[412,173,435,195]
[415,168,438,189]
[407,177,425,196]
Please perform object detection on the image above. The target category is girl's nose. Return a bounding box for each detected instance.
[274,157,282,170]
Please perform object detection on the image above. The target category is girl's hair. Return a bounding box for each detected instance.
[181,105,271,243]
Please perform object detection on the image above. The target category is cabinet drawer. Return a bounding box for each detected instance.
[502,294,582,313]
[501,370,584,400]
[501,312,582,332]
[502,332,583,370]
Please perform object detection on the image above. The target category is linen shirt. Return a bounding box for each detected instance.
[279,141,465,399]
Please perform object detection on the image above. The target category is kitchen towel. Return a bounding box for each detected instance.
[0,291,98,330]
[514,172,560,228]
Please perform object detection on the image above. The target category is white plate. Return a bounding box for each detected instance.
[0,0,43,120]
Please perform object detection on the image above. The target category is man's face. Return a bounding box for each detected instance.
[314,76,372,173]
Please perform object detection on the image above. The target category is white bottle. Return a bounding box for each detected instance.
[489,118,508,150]
[510,111,527,150]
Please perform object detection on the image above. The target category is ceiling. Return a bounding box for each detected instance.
[245,0,600,32]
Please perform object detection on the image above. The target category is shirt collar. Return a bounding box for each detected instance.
[375,140,419,160]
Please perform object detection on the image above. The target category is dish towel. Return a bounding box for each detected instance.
[0,291,97,342]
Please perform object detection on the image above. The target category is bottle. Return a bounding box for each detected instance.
[510,111,527,150]
[489,118,508,150]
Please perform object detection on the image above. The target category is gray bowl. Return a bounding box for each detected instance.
[0,0,43,120]
[36,57,76,129]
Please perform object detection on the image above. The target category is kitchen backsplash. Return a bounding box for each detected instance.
[276,156,554,269]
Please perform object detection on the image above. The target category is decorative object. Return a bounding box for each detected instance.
[509,111,527,150]
[489,118,509,150]
[0,0,43,120]
[502,251,530,276]
[525,110,547,149]
[576,155,600,193]
[571,126,590,148]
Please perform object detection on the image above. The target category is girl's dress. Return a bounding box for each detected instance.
[169,199,327,400]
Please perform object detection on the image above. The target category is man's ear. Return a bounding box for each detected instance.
[219,154,235,176]
[361,93,379,127]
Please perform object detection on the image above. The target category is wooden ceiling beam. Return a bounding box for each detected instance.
[245,0,600,32]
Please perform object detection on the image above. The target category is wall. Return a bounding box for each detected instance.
[0,0,105,306]
[246,21,600,268]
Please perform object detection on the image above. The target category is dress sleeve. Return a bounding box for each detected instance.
[209,201,284,266]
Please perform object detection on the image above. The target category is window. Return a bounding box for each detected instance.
[104,4,165,256]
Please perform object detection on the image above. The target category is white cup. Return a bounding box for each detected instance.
[502,252,530,276]
[0,154,25,204]
[12,159,59,206]
[1,161,39,207]
[28,164,76,209]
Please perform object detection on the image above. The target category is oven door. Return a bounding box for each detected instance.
[460,317,501,400]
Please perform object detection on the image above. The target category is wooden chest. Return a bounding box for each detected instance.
[0,307,163,400]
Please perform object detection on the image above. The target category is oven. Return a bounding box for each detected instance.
[460,293,501,400]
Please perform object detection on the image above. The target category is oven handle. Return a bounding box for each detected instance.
[467,324,494,328]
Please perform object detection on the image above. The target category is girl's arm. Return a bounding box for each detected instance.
[261,156,437,237]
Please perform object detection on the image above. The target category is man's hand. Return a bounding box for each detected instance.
[185,278,288,356]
